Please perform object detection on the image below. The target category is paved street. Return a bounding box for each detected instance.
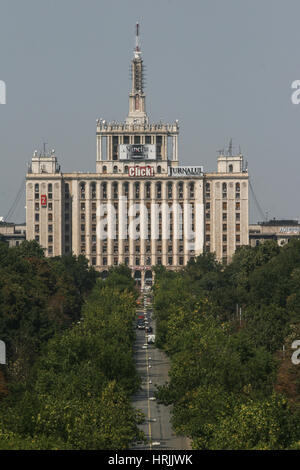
[131,297,190,450]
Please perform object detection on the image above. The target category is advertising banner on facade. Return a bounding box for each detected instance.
[41,195,47,207]
[128,166,154,177]
[119,144,156,160]
[168,166,204,177]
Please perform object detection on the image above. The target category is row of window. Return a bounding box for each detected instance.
[79,181,194,200]
[90,255,187,267]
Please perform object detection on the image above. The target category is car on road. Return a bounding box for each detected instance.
[147,334,155,344]
[136,319,145,329]
[145,326,153,333]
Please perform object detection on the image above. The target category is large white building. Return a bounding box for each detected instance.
[26,25,249,286]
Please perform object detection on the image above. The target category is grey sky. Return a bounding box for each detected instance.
[0,0,300,223]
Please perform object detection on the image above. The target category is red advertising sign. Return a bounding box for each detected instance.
[128,166,154,177]
[41,195,47,207]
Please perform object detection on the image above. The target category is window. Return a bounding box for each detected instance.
[35,235,39,242]
[168,257,173,265]
[48,225,53,233]
[48,246,53,254]
[48,213,53,221]
[206,223,210,232]
[229,164,233,173]
[223,224,227,231]
[91,182,96,199]
[103,166,107,174]
[92,258,96,266]
[145,135,151,144]
[146,182,151,199]
[236,224,240,232]
[113,136,118,160]
[123,136,129,144]
[103,257,107,266]
[222,202,227,210]
[35,203,39,211]
[156,182,161,199]
[102,183,107,199]
[113,166,118,173]
[157,166,162,174]
[35,213,39,222]
[35,183,39,193]
[179,257,184,265]
[236,202,240,210]
[113,182,118,199]
[48,235,53,243]
[135,183,140,199]
[189,182,194,198]
[178,182,183,199]
[80,182,85,199]
[134,136,140,144]
[205,182,210,195]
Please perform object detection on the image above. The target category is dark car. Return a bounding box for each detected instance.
[136,319,145,329]
[146,326,153,333]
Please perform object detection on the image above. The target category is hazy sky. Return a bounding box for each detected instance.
[0,0,300,223]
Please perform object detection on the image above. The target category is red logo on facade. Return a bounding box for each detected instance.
[128,166,154,177]
[41,195,47,207]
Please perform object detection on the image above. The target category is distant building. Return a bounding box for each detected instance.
[25,25,249,286]
[0,222,26,247]
[249,219,300,247]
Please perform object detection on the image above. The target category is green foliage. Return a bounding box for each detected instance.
[154,241,300,449]
[0,247,143,449]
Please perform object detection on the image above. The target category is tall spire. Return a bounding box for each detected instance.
[134,22,141,58]
[126,23,148,124]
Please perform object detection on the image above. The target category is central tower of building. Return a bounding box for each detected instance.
[96,23,179,175]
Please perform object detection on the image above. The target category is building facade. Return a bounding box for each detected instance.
[0,222,26,248]
[249,219,300,247]
[26,25,249,285]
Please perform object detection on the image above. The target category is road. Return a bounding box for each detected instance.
[131,296,190,450]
